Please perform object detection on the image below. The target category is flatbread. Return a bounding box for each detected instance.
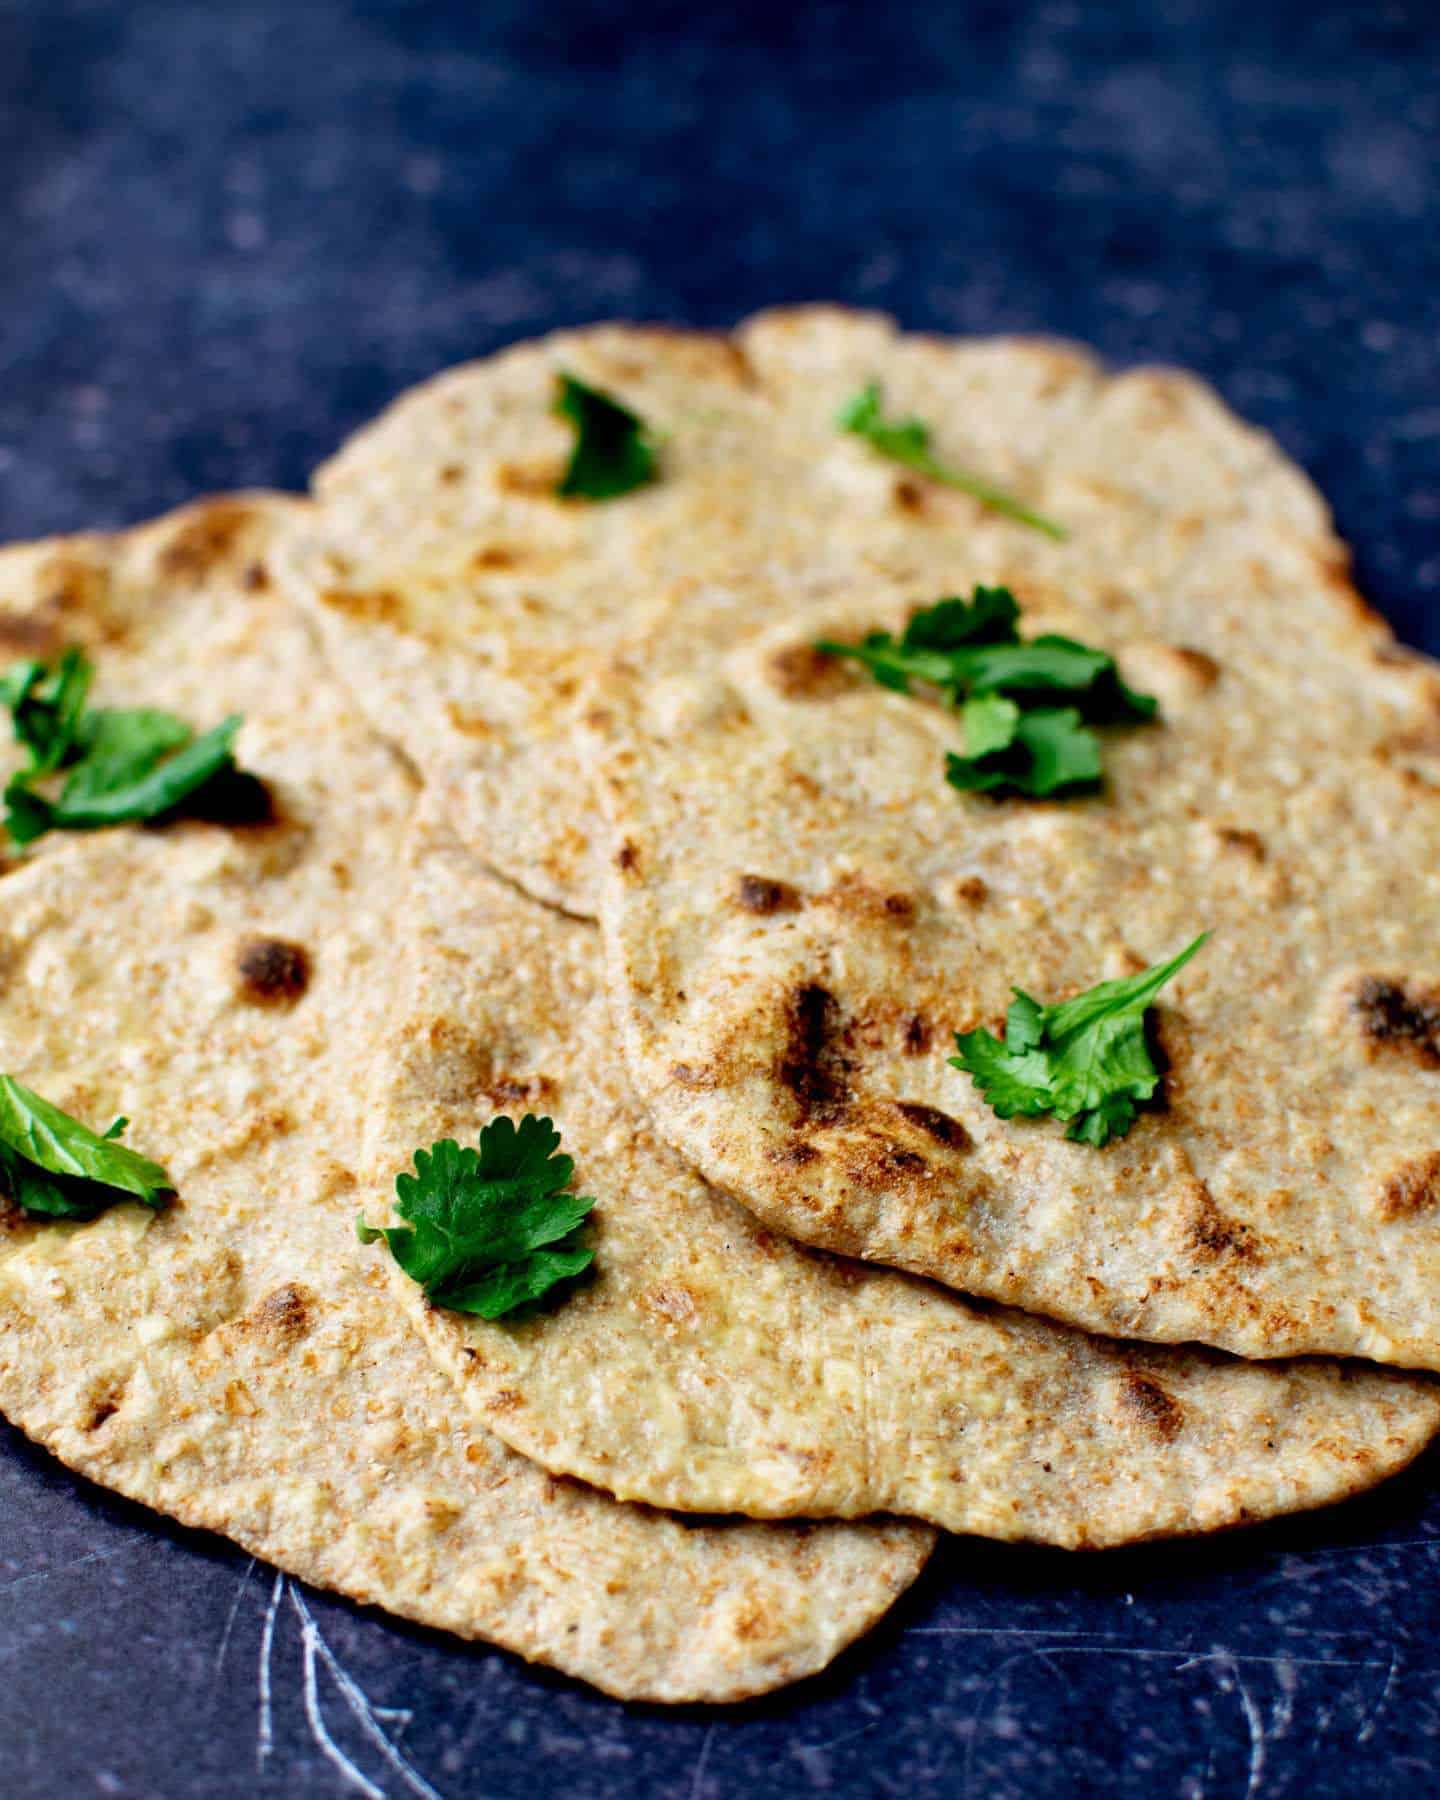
[0,499,932,1703]
[362,796,1440,1543]
[283,305,1440,1369]
[580,528,1440,1369]
[285,307,1326,914]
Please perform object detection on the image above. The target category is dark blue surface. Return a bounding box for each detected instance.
[2,3,1438,1794]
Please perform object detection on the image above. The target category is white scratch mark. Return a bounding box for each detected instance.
[289,1582,444,1800]
[215,1556,257,1676]
[1217,1657,1267,1800]
[687,1721,718,1800]
[0,1540,141,1599]
[913,1629,1388,1674]
[256,1569,285,1775]
[1357,1644,1400,1745]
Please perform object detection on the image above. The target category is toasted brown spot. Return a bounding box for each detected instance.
[766,1141,820,1168]
[952,876,989,906]
[485,1074,556,1108]
[1350,976,1440,1068]
[439,462,465,486]
[668,1062,715,1090]
[82,1386,124,1432]
[157,502,255,583]
[444,703,500,741]
[471,546,517,570]
[1118,1373,1184,1441]
[731,1598,778,1643]
[241,560,270,592]
[1213,826,1266,861]
[766,643,850,699]
[640,1284,702,1332]
[486,1389,525,1414]
[1182,1180,1257,1262]
[777,983,851,1122]
[246,1283,315,1347]
[736,873,799,915]
[496,459,562,497]
[615,839,640,875]
[893,478,927,515]
[815,871,917,924]
[891,1101,970,1150]
[321,586,407,626]
[1170,647,1220,687]
[903,1013,933,1055]
[224,1380,260,1418]
[1377,1152,1440,1221]
[235,937,310,1004]
[0,610,63,656]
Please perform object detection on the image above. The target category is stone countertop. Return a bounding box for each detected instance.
[1,2,1437,1794]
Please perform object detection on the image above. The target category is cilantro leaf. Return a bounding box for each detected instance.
[837,383,1067,540]
[0,647,248,849]
[0,647,94,774]
[950,935,1209,1145]
[359,1115,596,1320]
[0,1075,172,1219]
[946,705,1103,797]
[555,373,657,500]
[819,587,1155,798]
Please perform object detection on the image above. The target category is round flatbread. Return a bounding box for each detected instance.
[0,499,931,1703]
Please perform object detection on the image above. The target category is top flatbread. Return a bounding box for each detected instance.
[360,796,1440,1545]
[579,549,1440,1370]
[0,498,931,1703]
[284,307,1330,914]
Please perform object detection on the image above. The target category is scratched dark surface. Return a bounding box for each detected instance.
[2,2,1439,1795]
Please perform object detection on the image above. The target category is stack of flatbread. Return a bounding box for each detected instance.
[0,308,1436,1704]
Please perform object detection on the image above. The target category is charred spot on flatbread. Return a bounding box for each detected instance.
[240,1282,317,1348]
[1348,976,1440,1067]
[156,501,258,584]
[889,1101,970,1151]
[777,983,853,1123]
[736,874,800,915]
[766,643,850,699]
[235,936,311,1004]
[1377,1152,1440,1221]
[1116,1373,1184,1442]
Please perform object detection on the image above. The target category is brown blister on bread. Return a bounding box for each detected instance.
[1377,1152,1440,1221]
[1116,1372,1185,1442]
[235,937,311,1004]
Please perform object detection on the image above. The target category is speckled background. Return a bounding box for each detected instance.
[2,2,1438,1795]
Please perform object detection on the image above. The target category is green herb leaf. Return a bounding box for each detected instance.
[1,648,248,850]
[946,705,1103,797]
[0,1076,172,1219]
[819,587,1155,798]
[359,1114,596,1320]
[50,717,242,831]
[554,373,657,500]
[837,383,1067,540]
[0,647,94,774]
[950,935,1209,1146]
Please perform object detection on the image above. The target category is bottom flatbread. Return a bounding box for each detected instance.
[0,499,931,1703]
[363,801,1440,1544]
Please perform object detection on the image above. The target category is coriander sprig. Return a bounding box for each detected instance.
[951,935,1208,1146]
[1,647,244,849]
[818,586,1155,798]
[359,1114,596,1320]
[554,372,657,500]
[838,383,1066,540]
[0,1075,172,1219]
